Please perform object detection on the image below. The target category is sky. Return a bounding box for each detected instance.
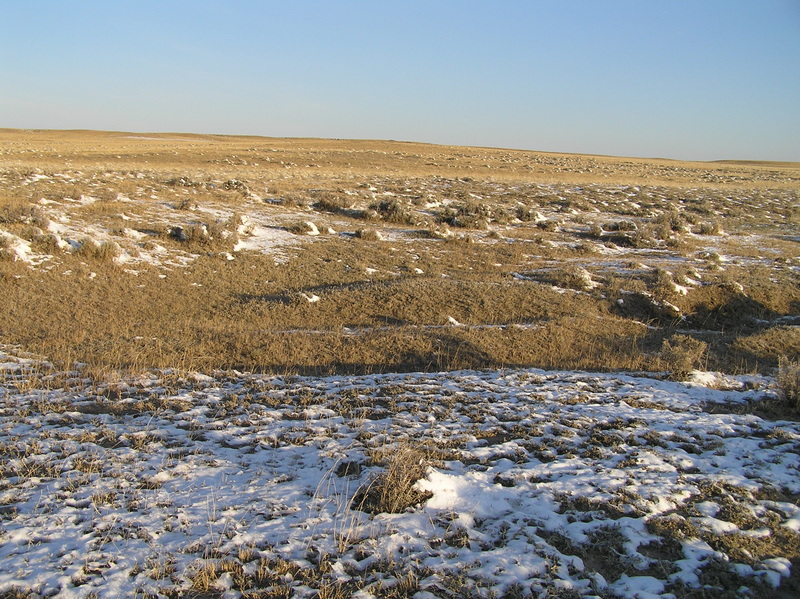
[1,1,799,161]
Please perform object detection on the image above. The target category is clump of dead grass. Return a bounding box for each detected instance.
[369,199,419,225]
[169,215,241,249]
[0,235,14,261]
[437,201,502,229]
[552,265,598,292]
[354,228,382,241]
[352,443,433,514]
[694,221,722,235]
[311,191,353,215]
[75,239,120,261]
[0,202,50,229]
[287,220,319,235]
[29,233,63,253]
[777,358,800,410]
[660,334,708,379]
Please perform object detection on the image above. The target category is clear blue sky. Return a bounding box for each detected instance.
[2,1,799,161]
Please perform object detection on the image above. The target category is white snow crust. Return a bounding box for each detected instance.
[0,348,798,598]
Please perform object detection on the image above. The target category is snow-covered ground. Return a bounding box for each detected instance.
[1,347,798,598]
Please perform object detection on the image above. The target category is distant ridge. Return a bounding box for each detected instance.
[710,159,800,168]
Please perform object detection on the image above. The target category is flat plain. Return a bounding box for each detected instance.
[0,129,799,598]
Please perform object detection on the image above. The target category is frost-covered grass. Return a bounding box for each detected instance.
[1,347,799,598]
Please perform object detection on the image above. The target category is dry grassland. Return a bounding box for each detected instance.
[0,128,798,377]
[2,130,800,599]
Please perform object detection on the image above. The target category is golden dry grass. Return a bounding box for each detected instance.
[0,128,798,377]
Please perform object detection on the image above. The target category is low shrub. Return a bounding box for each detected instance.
[695,221,722,235]
[287,221,319,236]
[165,175,200,187]
[312,192,351,214]
[438,201,497,229]
[354,228,382,241]
[0,202,50,229]
[553,265,597,291]
[369,199,417,225]
[587,223,604,238]
[660,335,708,379]
[652,268,679,303]
[75,239,119,261]
[352,444,432,514]
[777,358,800,410]
[170,217,240,248]
[30,233,62,253]
[222,179,249,193]
[515,205,544,222]
[605,220,637,232]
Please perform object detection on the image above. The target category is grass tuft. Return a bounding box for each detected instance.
[352,443,432,514]
[777,358,800,410]
[660,335,708,379]
[75,239,120,261]
[354,228,382,241]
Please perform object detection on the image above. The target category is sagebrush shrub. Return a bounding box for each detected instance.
[369,199,417,225]
[288,221,318,235]
[554,265,596,291]
[355,228,381,241]
[695,221,722,235]
[536,219,558,232]
[0,202,50,229]
[660,335,707,379]
[777,358,800,409]
[312,192,350,214]
[352,444,432,514]
[76,239,119,261]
